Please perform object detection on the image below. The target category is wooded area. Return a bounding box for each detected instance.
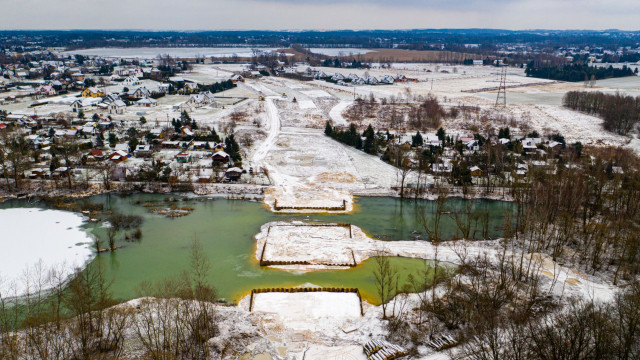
[563,91,640,135]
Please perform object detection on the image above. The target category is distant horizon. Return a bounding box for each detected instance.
[1,28,640,33]
[2,0,639,31]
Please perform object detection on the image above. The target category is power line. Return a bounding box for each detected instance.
[495,65,507,107]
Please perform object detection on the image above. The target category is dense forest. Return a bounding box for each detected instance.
[525,63,636,82]
[2,29,640,51]
[563,91,640,135]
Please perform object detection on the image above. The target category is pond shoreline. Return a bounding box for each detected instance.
[0,181,515,210]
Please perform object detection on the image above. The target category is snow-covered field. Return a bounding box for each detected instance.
[261,224,355,266]
[308,48,375,56]
[251,292,362,331]
[0,208,94,296]
[61,47,288,59]
[240,82,408,212]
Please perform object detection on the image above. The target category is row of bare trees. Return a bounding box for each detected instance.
[0,239,218,359]
[0,126,82,192]
[563,91,640,135]
[461,284,640,360]
[372,146,640,355]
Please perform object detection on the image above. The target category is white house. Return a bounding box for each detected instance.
[379,75,395,84]
[123,76,140,86]
[136,97,158,107]
[108,100,126,114]
[128,86,151,98]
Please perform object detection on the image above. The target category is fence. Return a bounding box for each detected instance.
[273,199,347,211]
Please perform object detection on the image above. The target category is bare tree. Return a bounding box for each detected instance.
[373,250,398,320]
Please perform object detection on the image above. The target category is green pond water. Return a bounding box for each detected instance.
[2,194,513,304]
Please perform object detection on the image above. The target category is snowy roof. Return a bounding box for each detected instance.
[115,144,129,152]
[136,97,157,105]
[212,151,229,158]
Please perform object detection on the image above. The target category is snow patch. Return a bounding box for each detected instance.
[0,208,94,297]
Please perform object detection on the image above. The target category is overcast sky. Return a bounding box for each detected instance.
[1,0,639,30]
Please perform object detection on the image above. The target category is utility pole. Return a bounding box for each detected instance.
[495,65,507,106]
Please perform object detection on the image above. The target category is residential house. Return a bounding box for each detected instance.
[158,83,171,93]
[123,76,139,86]
[379,75,395,84]
[181,82,198,94]
[128,86,151,99]
[71,98,100,112]
[109,150,129,163]
[522,137,542,153]
[394,74,408,82]
[212,151,230,164]
[365,76,379,85]
[82,123,97,135]
[181,126,194,137]
[88,149,105,161]
[36,85,56,96]
[149,128,165,139]
[136,97,157,107]
[71,73,84,82]
[82,87,105,98]
[470,166,483,177]
[225,167,243,181]
[176,152,191,163]
[134,144,152,157]
[230,74,245,83]
[108,100,126,114]
[432,162,453,173]
[331,73,345,82]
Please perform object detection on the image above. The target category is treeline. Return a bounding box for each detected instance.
[525,63,636,82]
[461,285,640,360]
[6,30,640,52]
[321,58,366,68]
[512,147,640,281]
[324,122,382,155]
[382,147,640,355]
[199,79,236,93]
[563,91,640,135]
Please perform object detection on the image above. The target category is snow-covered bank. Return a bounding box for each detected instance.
[256,221,448,270]
[255,221,618,302]
[0,208,94,297]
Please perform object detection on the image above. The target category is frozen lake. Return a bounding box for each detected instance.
[62,47,289,59]
[0,208,94,297]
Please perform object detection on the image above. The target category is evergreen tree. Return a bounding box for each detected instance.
[363,124,377,154]
[324,121,333,136]
[498,127,511,139]
[412,131,424,147]
[128,137,139,151]
[210,128,221,142]
[180,110,191,123]
[108,133,117,148]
